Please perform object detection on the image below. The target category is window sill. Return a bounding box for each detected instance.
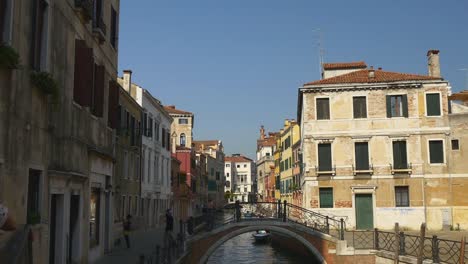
[317,170,336,176]
[353,169,373,176]
[391,169,412,175]
[428,163,446,166]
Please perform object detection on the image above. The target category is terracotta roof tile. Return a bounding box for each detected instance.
[225,155,253,163]
[164,105,193,115]
[322,61,367,70]
[305,69,441,86]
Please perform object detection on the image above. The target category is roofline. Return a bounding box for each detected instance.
[142,90,173,122]
[302,79,447,89]
[118,85,143,111]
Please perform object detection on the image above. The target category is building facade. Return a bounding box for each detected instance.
[298,51,468,230]
[118,71,173,229]
[225,155,256,202]
[0,0,120,262]
[165,105,194,149]
[194,140,226,208]
[278,120,300,204]
[256,126,276,201]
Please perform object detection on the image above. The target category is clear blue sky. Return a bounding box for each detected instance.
[118,0,468,159]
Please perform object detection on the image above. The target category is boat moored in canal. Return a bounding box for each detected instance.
[252,230,270,242]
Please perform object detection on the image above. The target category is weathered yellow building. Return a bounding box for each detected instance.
[298,51,468,230]
[278,120,300,204]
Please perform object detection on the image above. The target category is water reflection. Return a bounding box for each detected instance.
[207,232,317,264]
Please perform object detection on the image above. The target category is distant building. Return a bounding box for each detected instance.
[164,105,194,149]
[256,126,276,201]
[298,50,468,230]
[225,155,256,202]
[194,140,226,208]
[277,120,300,204]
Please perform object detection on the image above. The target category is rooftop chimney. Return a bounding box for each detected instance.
[167,105,176,109]
[260,125,265,140]
[368,66,375,78]
[427,50,441,78]
[123,70,132,93]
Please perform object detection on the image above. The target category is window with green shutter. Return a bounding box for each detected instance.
[318,143,332,171]
[316,98,330,120]
[429,140,444,163]
[319,187,333,208]
[355,142,369,170]
[426,93,441,116]
[392,141,408,169]
[353,96,367,118]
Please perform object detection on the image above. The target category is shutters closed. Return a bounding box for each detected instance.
[318,143,332,171]
[93,65,105,117]
[355,142,369,170]
[143,113,147,135]
[73,39,94,107]
[402,95,408,117]
[316,98,330,120]
[426,93,441,116]
[319,187,333,208]
[429,140,444,163]
[107,81,119,129]
[386,95,392,118]
[392,141,408,169]
[353,96,367,118]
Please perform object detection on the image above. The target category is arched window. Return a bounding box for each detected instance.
[180,133,186,146]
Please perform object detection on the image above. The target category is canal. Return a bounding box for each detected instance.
[207,231,318,263]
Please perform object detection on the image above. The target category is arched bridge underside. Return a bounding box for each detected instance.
[179,221,340,264]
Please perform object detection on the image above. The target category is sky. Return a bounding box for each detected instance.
[118,0,468,159]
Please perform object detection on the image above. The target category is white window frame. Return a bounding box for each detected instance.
[427,139,446,165]
[424,91,443,117]
[315,96,331,121]
[388,93,407,118]
[352,95,368,119]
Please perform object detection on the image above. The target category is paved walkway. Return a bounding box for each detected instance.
[94,227,174,264]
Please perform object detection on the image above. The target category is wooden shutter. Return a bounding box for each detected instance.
[0,1,6,43]
[93,65,105,117]
[353,97,367,118]
[386,95,392,118]
[162,128,165,147]
[393,141,407,169]
[317,98,330,120]
[429,140,444,163]
[107,81,119,129]
[319,188,333,208]
[318,143,332,171]
[402,95,408,117]
[355,142,369,170]
[426,93,441,116]
[73,39,94,107]
[143,113,147,136]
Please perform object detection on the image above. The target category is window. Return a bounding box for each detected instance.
[27,169,41,224]
[180,133,186,147]
[386,95,408,118]
[155,122,160,141]
[143,113,148,136]
[216,172,220,180]
[392,141,408,169]
[226,173,230,177]
[210,168,214,176]
[316,98,330,120]
[130,116,136,145]
[147,117,153,138]
[1,0,13,44]
[395,186,409,207]
[90,187,101,247]
[237,164,240,168]
[162,128,166,148]
[179,118,188,124]
[319,188,333,208]
[426,93,441,116]
[353,96,367,118]
[318,143,332,171]
[451,139,460,150]
[244,187,247,193]
[354,142,369,170]
[244,164,247,168]
[110,7,118,49]
[429,140,444,164]
[31,0,49,71]
[226,164,230,167]
[123,151,128,179]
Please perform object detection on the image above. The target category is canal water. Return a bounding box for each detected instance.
[207,232,316,264]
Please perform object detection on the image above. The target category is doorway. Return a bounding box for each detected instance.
[69,195,80,263]
[355,193,373,230]
[49,194,64,264]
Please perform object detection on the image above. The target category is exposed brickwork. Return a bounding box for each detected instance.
[335,200,352,208]
[310,199,318,208]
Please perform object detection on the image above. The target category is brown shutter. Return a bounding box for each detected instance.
[107,80,119,129]
[93,65,105,117]
[73,40,94,107]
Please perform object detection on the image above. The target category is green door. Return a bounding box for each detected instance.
[355,194,373,230]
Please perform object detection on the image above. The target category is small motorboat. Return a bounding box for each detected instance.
[252,230,270,242]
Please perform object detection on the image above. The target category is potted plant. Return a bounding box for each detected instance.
[27,211,41,225]
[0,43,20,70]
[30,71,59,105]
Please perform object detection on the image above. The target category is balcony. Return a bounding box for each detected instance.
[390,163,412,175]
[352,164,374,176]
[92,16,107,43]
[315,165,336,176]
[74,0,93,23]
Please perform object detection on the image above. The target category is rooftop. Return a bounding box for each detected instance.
[322,61,367,70]
[163,105,193,115]
[225,155,253,163]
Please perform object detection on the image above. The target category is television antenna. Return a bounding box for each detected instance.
[312,28,324,78]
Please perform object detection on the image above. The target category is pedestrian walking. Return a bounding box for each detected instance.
[164,209,174,248]
[123,214,132,249]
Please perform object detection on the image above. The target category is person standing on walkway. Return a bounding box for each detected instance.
[165,209,174,232]
[123,214,132,249]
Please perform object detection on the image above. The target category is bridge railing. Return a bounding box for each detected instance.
[227,200,345,240]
